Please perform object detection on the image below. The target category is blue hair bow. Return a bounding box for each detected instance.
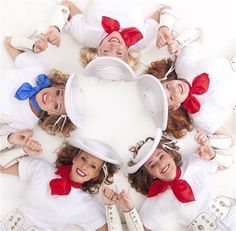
[15,74,52,111]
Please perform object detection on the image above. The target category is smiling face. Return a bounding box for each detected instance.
[162,79,190,110]
[35,86,66,115]
[70,151,104,184]
[144,148,177,182]
[97,31,128,61]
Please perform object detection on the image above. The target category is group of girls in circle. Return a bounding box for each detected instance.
[1,0,235,230]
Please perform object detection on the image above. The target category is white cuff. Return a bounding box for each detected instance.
[105,204,123,230]
[50,5,70,31]
[10,36,35,52]
[0,147,26,168]
[211,148,233,168]
[123,208,144,231]
[159,8,178,31]
[175,28,200,47]
[0,134,14,150]
[208,134,233,149]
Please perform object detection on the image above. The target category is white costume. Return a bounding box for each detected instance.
[1,157,106,231]
[0,52,44,136]
[68,0,159,49]
[139,155,236,231]
[175,42,236,134]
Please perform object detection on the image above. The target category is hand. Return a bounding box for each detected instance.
[23,139,41,156]
[102,187,117,205]
[116,189,134,212]
[167,40,181,56]
[45,26,61,47]
[197,144,216,160]
[33,34,48,53]
[8,129,33,146]
[195,128,209,146]
[156,26,173,49]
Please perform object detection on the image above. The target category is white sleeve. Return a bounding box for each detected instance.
[175,42,203,78]
[18,157,50,182]
[68,13,104,47]
[78,199,106,231]
[139,198,165,230]
[0,120,38,137]
[14,52,45,71]
[0,134,13,150]
[132,18,159,50]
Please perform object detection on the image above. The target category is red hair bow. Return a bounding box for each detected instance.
[147,167,195,203]
[49,165,81,196]
[183,73,210,114]
[101,16,143,47]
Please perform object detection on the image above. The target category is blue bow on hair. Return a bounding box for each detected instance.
[15,74,52,111]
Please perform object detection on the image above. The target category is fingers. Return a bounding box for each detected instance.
[167,40,181,55]
[34,34,48,53]
[25,139,41,153]
[103,187,117,202]
[21,129,33,141]
[45,27,61,47]
[195,128,209,146]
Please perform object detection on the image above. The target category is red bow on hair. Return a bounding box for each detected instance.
[183,73,210,114]
[101,16,143,47]
[147,167,195,203]
[49,165,81,196]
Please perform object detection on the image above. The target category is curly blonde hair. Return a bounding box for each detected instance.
[128,136,182,195]
[38,69,76,137]
[55,142,118,195]
[80,47,140,70]
[145,59,194,139]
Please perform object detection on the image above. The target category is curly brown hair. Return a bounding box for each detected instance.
[55,142,118,195]
[38,70,76,137]
[145,59,194,138]
[128,136,182,195]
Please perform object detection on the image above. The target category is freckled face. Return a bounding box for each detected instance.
[36,86,66,115]
[70,151,104,184]
[144,148,176,182]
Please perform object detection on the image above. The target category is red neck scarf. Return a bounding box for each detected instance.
[183,73,210,114]
[49,165,81,196]
[147,167,195,203]
[101,16,143,47]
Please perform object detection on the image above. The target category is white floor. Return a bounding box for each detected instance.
[0,0,236,230]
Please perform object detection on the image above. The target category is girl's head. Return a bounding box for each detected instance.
[36,70,68,116]
[56,136,122,194]
[97,31,128,61]
[145,58,190,110]
[127,131,182,195]
[145,59,193,138]
[36,86,66,115]
[80,47,140,70]
[162,79,190,110]
[38,70,81,136]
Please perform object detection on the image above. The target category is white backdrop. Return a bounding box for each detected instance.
[1,0,236,230]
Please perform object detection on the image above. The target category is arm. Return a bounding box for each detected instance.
[4,36,23,61]
[45,0,82,47]
[116,190,144,231]
[167,28,202,56]
[153,7,178,49]
[4,35,48,59]
[0,130,41,169]
[195,128,233,168]
[101,187,123,231]
[0,162,19,176]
